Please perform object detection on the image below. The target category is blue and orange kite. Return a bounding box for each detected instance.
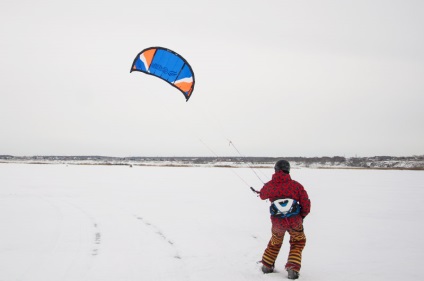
[130,47,195,101]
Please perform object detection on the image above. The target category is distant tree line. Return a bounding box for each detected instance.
[1,155,423,169]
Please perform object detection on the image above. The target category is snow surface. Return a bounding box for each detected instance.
[1,164,423,281]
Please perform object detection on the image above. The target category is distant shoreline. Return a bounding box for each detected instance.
[1,162,423,171]
[1,155,423,170]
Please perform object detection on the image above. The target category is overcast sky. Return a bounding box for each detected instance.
[1,0,423,157]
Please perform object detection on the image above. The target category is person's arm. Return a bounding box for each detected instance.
[299,186,311,218]
[259,180,273,200]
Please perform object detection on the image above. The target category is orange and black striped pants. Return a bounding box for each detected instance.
[262,224,306,272]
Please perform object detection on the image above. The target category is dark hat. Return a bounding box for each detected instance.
[274,159,290,173]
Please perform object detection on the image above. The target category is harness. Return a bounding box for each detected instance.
[270,198,301,218]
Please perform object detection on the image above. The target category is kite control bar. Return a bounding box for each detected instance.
[250,187,260,194]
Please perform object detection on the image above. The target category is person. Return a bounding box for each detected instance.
[259,159,311,279]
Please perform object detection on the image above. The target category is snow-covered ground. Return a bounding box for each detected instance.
[0,163,423,281]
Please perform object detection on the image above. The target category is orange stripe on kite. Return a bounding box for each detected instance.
[143,48,156,68]
[175,81,193,92]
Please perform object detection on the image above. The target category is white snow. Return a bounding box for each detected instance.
[1,163,423,281]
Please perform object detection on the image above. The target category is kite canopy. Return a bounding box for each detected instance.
[130,47,195,101]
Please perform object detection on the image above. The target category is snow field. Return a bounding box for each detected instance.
[0,164,423,281]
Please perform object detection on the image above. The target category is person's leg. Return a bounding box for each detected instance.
[261,227,286,272]
[285,224,306,273]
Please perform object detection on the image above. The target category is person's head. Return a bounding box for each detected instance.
[274,159,290,174]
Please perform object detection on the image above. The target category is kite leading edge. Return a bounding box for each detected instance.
[130,47,195,101]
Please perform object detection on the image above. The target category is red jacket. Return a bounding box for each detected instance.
[260,171,311,228]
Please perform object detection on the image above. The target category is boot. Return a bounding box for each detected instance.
[287,269,299,279]
[261,264,274,274]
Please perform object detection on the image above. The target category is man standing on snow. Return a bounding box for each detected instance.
[259,159,311,279]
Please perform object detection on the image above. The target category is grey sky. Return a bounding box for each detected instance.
[1,0,423,157]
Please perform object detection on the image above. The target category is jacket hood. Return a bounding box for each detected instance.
[272,171,292,183]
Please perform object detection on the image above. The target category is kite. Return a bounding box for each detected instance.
[130,47,195,101]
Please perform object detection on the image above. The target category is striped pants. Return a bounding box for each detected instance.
[262,224,306,272]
